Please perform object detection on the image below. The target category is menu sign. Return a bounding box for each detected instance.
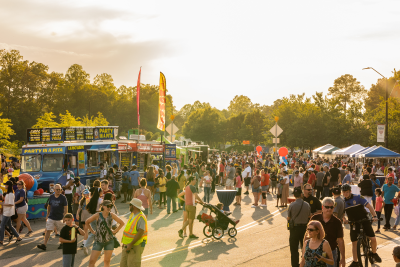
[76,128,84,140]
[65,128,76,140]
[85,128,94,140]
[42,129,51,142]
[27,129,41,142]
[27,127,116,143]
[51,129,63,141]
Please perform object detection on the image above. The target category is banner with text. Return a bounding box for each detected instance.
[377,124,385,143]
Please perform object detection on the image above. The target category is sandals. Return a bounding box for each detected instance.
[15,238,22,244]
[25,231,33,237]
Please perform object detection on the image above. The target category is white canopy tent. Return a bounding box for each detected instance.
[312,144,334,157]
[333,144,365,156]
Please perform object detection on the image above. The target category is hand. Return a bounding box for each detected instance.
[372,217,378,222]
[314,255,322,262]
[340,258,346,267]
[76,214,79,220]
[91,230,96,235]
[126,243,133,253]
[343,219,348,224]
[70,238,77,243]
[112,230,118,235]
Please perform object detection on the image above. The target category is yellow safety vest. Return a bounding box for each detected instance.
[121,211,148,245]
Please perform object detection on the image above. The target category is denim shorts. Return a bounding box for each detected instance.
[93,239,114,251]
[147,181,154,187]
[261,186,269,191]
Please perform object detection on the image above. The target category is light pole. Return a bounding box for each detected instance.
[363,67,388,148]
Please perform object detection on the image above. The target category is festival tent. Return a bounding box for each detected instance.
[312,144,334,157]
[350,146,373,158]
[318,146,340,154]
[352,146,377,158]
[333,144,365,156]
[358,146,400,158]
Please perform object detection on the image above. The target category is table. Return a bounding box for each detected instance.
[216,190,237,211]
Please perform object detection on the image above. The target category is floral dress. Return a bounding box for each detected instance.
[304,239,327,267]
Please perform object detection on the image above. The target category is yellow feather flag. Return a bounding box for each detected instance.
[157,72,166,131]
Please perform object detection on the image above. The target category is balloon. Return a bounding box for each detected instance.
[256,146,262,152]
[278,147,288,157]
[38,188,44,195]
[18,174,34,191]
[34,190,40,195]
[29,178,38,192]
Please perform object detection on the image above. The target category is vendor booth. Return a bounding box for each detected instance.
[312,144,334,158]
[333,144,365,156]
[318,146,340,159]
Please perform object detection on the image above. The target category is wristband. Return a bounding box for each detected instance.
[373,216,377,218]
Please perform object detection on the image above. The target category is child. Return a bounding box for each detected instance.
[233,170,242,206]
[270,171,278,194]
[276,178,284,207]
[392,193,400,230]
[72,193,80,223]
[375,188,383,233]
[59,213,84,267]
[201,171,212,203]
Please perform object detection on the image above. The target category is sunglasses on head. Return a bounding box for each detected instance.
[324,206,334,209]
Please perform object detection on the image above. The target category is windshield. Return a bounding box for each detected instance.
[43,154,64,172]
[21,155,41,172]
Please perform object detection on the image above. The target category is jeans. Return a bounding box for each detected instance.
[0,216,20,242]
[326,248,337,267]
[377,211,382,229]
[289,225,307,267]
[167,196,177,213]
[384,203,394,228]
[63,254,75,267]
[203,187,211,203]
[395,214,400,226]
[66,194,73,214]
[315,186,322,199]
[323,187,330,198]
[84,220,97,248]
[159,192,166,206]
[114,181,121,194]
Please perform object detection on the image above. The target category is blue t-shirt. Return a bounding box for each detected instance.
[372,179,380,201]
[130,171,140,186]
[48,194,68,220]
[15,189,26,208]
[382,184,400,204]
[122,171,130,184]
[344,194,368,209]
[342,174,351,184]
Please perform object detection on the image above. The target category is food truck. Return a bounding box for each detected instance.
[21,126,120,191]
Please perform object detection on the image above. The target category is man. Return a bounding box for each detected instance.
[243,162,251,195]
[62,170,75,214]
[358,174,373,206]
[120,198,148,267]
[322,166,331,198]
[113,164,123,199]
[315,165,324,200]
[287,187,311,267]
[37,184,68,250]
[165,175,180,214]
[99,163,107,179]
[73,177,85,197]
[101,179,114,198]
[130,165,140,201]
[342,167,351,184]
[329,163,341,188]
[341,184,381,266]
[382,176,400,230]
[121,166,131,203]
[332,187,345,222]
[178,176,204,239]
[218,160,225,186]
[165,165,172,180]
[393,246,400,267]
[307,168,316,196]
[303,183,322,216]
[226,163,235,190]
[311,197,346,267]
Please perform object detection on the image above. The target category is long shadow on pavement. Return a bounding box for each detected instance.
[158,238,192,267]
[251,207,271,225]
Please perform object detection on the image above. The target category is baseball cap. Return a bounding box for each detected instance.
[332,187,341,195]
[293,187,302,195]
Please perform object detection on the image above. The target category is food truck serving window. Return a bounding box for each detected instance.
[21,155,41,172]
[87,151,98,167]
[43,154,64,172]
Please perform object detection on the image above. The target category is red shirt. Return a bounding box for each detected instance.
[219,163,225,173]
[261,173,270,186]
[307,173,316,187]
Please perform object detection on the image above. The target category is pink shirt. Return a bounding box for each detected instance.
[236,176,242,188]
[375,196,383,212]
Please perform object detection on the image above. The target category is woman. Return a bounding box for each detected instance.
[0,181,22,245]
[281,170,290,207]
[172,163,178,177]
[86,200,125,267]
[14,180,33,236]
[146,166,155,199]
[158,170,167,209]
[177,171,186,210]
[83,187,103,256]
[76,189,91,247]
[260,168,269,207]
[201,171,212,203]
[234,170,242,206]
[300,220,334,267]
[251,170,261,207]
[134,178,153,217]
[106,168,114,190]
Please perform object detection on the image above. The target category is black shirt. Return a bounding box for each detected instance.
[358,179,373,196]
[323,172,331,186]
[311,214,343,250]
[166,172,172,181]
[166,179,180,198]
[303,195,322,214]
[329,168,340,182]
[60,225,81,254]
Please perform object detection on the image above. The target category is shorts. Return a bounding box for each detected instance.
[350,220,375,242]
[121,183,129,193]
[147,181,155,187]
[16,204,28,214]
[93,239,114,251]
[131,185,139,191]
[252,187,260,193]
[114,181,121,192]
[143,208,148,216]
[46,218,64,232]
[186,205,196,220]
[226,179,234,187]
[277,194,282,199]
[219,172,224,177]
[236,187,242,196]
[261,186,269,192]
[244,177,251,186]
[271,181,277,188]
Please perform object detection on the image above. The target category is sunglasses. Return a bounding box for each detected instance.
[17,183,23,185]
[305,189,312,191]
[55,189,61,191]
[324,206,334,209]
[307,228,317,232]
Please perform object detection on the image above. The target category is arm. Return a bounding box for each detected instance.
[126,228,144,251]
[193,193,204,204]
[110,212,125,234]
[318,241,334,265]
[337,238,346,267]
[366,203,377,218]
[178,190,185,202]
[59,237,76,243]
[86,213,99,234]
[299,241,307,267]
[14,196,25,205]
[63,205,68,220]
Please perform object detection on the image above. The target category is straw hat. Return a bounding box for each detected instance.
[129,198,145,211]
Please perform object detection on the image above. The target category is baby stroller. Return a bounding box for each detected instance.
[197,203,239,239]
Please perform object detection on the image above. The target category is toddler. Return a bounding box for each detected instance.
[276,178,284,207]
[375,188,383,233]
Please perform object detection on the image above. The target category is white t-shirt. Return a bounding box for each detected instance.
[242,166,251,179]
[3,193,15,217]
[283,175,290,184]
[100,169,107,179]
[65,173,74,194]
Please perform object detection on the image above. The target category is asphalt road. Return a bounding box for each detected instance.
[1,186,400,267]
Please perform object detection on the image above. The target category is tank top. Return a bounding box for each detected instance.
[95,212,113,243]
[304,239,327,267]
[137,188,149,208]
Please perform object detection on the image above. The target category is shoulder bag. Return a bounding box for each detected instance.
[99,212,121,248]
[287,200,304,230]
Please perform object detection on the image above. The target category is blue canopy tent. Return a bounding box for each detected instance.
[350,146,374,158]
[358,146,400,158]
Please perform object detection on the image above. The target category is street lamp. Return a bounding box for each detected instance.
[363,67,388,148]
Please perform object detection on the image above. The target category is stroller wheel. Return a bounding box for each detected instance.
[228,228,237,237]
[212,226,224,240]
[203,226,213,237]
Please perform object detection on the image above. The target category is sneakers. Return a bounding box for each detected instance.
[189,234,199,239]
[370,252,382,263]
[83,246,89,256]
[37,244,46,251]
[251,205,258,208]
[244,191,249,195]
[25,231,33,237]
[375,230,381,233]
[383,226,389,230]
[178,229,183,238]
[260,204,267,207]
[183,233,187,237]
[121,200,127,203]
[80,243,84,248]
[348,261,360,267]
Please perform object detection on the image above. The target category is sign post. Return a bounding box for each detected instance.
[270,117,282,164]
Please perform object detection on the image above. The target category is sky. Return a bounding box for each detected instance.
[1,0,400,110]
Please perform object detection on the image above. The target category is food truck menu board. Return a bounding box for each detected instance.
[27,127,117,143]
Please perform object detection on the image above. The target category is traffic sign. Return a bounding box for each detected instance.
[269,124,283,137]
[272,138,280,143]
[165,123,179,135]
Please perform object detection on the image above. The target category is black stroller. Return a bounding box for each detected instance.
[197,203,239,239]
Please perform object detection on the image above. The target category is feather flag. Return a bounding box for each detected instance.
[157,72,166,131]
[137,67,141,126]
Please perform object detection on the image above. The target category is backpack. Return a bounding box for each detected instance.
[252,177,260,189]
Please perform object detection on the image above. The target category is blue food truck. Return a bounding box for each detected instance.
[21,126,120,192]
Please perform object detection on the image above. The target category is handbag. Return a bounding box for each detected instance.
[287,200,304,230]
[99,212,120,248]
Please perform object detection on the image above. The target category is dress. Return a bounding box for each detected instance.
[304,239,327,266]
[281,176,290,203]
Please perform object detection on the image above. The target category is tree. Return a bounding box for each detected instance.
[228,95,253,116]
[32,112,59,128]
[243,110,267,145]
[328,74,366,112]
[59,111,83,127]
[0,113,16,153]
